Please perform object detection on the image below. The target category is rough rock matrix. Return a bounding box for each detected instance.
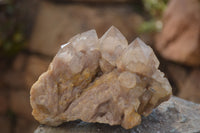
[34,97,200,133]
[30,26,172,129]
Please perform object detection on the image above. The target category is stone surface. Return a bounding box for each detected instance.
[30,26,172,129]
[3,54,27,89]
[0,90,8,114]
[0,116,11,133]
[14,117,38,133]
[166,63,200,103]
[12,53,27,71]
[29,1,143,56]
[155,0,200,66]
[34,96,200,133]
[10,90,33,120]
[178,69,200,103]
[4,70,26,89]
[25,55,50,88]
[167,63,188,90]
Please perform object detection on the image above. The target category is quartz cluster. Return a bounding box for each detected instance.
[30,26,172,129]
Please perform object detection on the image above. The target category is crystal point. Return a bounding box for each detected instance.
[69,29,99,52]
[100,26,128,67]
[117,37,159,76]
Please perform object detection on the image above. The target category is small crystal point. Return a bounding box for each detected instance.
[100,26,128,66]
[117,37,159,76]
[100,26,128,45]
[134,38,159,68]
[69,29,99,52]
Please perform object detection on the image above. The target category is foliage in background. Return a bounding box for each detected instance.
[0,0,26,58]
[138,0,168,33]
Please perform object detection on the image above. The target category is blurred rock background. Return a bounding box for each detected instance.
[0,0,199,132]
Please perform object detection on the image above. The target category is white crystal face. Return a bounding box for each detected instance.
[100,26,128,66]
[61,42,70,49]
[117,38,159,76]
[69,29,99,52]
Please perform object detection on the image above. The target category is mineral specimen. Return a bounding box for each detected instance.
[30,26,172,129]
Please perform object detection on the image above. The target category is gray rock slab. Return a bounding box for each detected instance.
[34,96,200,133]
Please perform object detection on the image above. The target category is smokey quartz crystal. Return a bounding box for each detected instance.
[30,26,172,129]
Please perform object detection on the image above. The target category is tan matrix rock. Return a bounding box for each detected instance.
[30,26,172,129]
